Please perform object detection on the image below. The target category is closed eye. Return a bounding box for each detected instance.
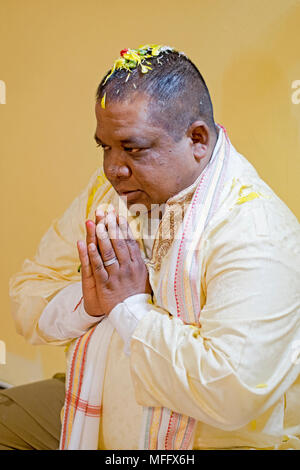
[97,143,110,151]
[95,142,148,153]
[123,147,150,154]
[123,147,140,153]
[94,133,110,150]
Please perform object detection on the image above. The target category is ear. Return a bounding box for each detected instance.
[187,121,211,161]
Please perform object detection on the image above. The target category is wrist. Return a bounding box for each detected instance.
[73,296,102,329]
[107,290,152,316]
[83,300,104,317]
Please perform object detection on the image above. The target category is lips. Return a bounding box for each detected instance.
[118,188,140,195]
[118,189,143,202]
[119,190,137,195]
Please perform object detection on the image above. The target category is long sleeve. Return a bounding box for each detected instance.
[108,293,151,355]
[38,281,102,341]
[8,167,108,345]
[129,197,300,431]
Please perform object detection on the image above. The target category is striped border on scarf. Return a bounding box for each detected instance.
[173,172,205,323]
[142,407,196,450]
[174,127,229,324]
[60,326,98,449]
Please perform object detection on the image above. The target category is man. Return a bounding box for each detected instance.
[6,44,300,450]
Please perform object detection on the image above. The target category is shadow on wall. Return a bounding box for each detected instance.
[221,2,300,212]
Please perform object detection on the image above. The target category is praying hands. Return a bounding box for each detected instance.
[77,209,152,317]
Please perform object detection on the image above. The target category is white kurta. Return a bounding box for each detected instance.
[9,135,300,449]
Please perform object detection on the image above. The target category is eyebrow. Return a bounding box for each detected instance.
[120,138,150,146]
[94,132,151,147]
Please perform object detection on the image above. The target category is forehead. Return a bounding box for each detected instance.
[95,94,161,141]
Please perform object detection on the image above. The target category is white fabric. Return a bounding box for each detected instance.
[38,282,101,341]
[108,294,152,356]
[38,281,150,356]
[64,318,114,450]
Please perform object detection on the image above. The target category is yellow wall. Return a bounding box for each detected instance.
[1,0,299,385]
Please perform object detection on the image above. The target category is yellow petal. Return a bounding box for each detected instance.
[230,177,237,190]
[236,192,260,205]
[238,184,252,196]
[151,45,163,56]
[141,64,152,74]
[86,173,107,218]
[124,50,141,63]
[115,58,126,68]
[138,44,159,50]
[101,93,106,109]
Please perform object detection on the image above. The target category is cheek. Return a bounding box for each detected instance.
[103,154,112,175]
[103,160,109,177]
[134,162,167,185]
[131,148,185,194]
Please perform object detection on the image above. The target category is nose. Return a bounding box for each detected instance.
[104,151,131,181]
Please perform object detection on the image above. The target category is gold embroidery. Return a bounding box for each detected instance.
[150,192,194,271]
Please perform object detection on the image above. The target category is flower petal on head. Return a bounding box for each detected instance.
[101,93,106,109]
[103,44,175,84]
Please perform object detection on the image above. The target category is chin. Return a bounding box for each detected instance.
[118,192,149,214]
[127,200,150,216]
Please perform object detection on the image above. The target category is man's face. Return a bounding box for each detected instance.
[95,93,200,211]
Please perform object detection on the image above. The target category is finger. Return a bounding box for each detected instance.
[77,240,93,278]
[95,207,105,226]
[117,215,141,261]
[86,220,97,249]
[96,222,119,272]
[88,242,108,283]
[95,204,114,224]
[117,214,135,239]
[105,211,130,265]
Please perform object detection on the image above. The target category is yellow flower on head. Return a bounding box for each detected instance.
[139,44,162,54]
[151,45,163,56]
[141,64,152,74]
[103,44,175,85]
[123,50,142,63]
